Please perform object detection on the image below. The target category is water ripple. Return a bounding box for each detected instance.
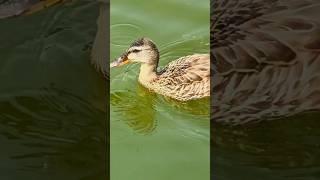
[110,23,143,47]
[0,88,105,176]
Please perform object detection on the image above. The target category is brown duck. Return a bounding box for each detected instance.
[212,0,320,124]
[110,38,210,101]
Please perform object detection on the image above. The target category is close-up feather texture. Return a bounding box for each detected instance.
[211,0,320,124]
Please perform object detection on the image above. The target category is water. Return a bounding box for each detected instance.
[110,0,210,180]
[213,113,320,180]
[0,1,106,179]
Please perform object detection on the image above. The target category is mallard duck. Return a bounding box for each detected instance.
[212,0,320,124]
[110,37,210,101]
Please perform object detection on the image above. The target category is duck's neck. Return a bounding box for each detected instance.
[138,63,158,84]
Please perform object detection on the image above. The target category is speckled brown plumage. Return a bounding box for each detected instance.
[212,0,320,124]
[141,54,210,101]
[111,37,210,101]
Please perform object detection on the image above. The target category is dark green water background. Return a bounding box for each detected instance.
[0,1,106,179]
[213,113,320,180]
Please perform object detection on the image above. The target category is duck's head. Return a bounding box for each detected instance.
[111,37,159,68]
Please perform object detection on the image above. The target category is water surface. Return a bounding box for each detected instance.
[213,113,320,180]
[0,1,106,179]
[110,0,210,180]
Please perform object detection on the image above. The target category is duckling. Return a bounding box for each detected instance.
[110,37,210,101]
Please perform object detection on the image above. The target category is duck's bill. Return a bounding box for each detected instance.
[110,55,131,68]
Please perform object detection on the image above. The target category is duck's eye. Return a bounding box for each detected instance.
[131,49,141,53]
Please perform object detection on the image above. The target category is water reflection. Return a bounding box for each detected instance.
[111,80,209,135]
[111,84,157,135]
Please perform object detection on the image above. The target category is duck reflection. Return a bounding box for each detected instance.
[111,81,209,135]
[111,84,157,135]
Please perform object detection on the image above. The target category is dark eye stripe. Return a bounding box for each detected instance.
[131,49,141,53]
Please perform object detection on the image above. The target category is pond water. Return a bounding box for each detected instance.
[110,0,210,180]
[213,113,320,180]
[0,1,107,179]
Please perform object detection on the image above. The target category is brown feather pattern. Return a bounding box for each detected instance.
[142,54,210,101]
[212,0,320,124]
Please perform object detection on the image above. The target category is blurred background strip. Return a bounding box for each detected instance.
[0,0,109,179]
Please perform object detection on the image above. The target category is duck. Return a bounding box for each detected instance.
[110,37,210,101]
[212,0,320,124]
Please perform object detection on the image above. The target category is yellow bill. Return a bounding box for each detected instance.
[110,54,131,68]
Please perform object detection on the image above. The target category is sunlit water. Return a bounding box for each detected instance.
[110,0,210,180]
[0,1,106,179]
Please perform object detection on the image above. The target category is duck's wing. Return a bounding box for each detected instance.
[159,54,210,85]
[212,0,320,75]
[212,0,320,123]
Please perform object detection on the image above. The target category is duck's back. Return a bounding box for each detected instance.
[212,0,320,124]
[150,54,210,101]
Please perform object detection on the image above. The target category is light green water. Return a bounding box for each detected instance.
[110,0,210,180]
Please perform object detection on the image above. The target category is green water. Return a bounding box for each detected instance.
[110,0,210,180]
[0,1,106,179]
